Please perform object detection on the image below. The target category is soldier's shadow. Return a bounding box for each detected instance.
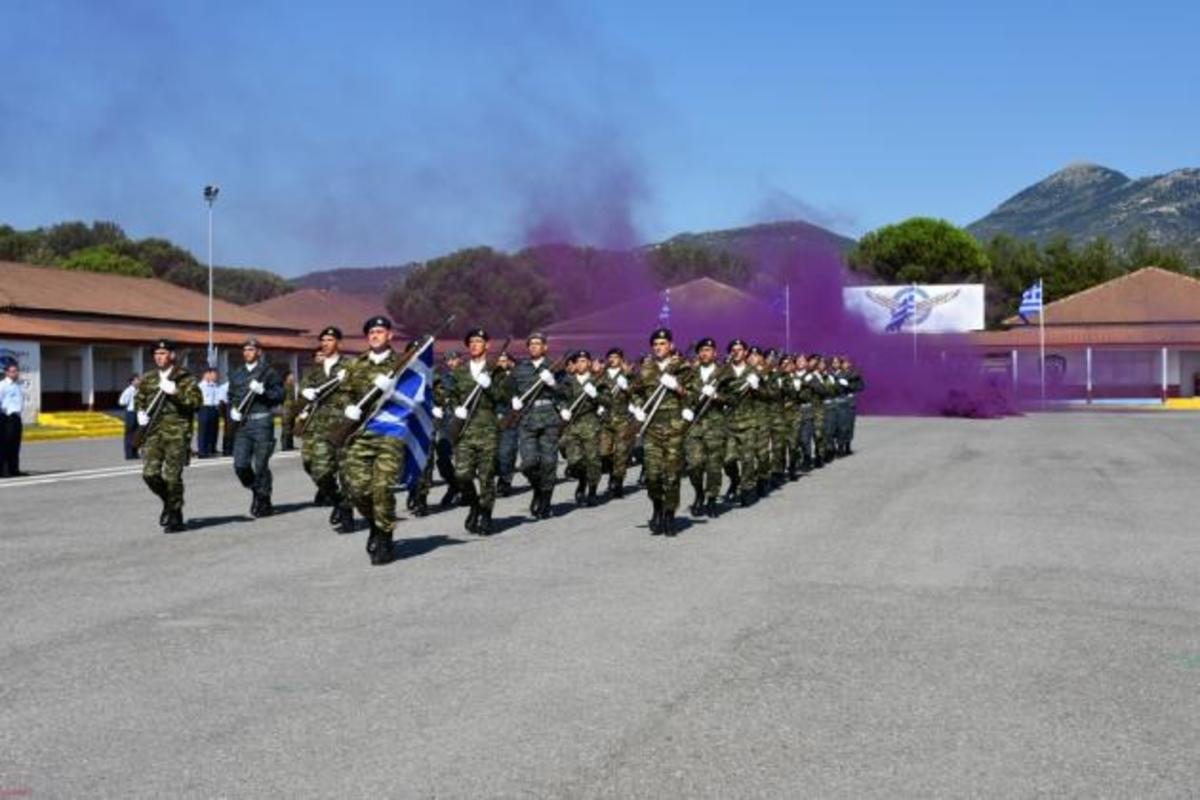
[482,515,530,536]
[382,534,468,562]
[186,514,252,531]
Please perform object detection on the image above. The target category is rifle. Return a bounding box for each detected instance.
[327,316,457,449]
[682,366,723,433]
[557,375,599,430]
[446,336,512,446]
[291,368,346,437]
[131,367,176,450]
[500,353,568,430]
[225,372,265,440]
[632,357,683,440]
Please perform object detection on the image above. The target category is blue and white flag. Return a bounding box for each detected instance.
[364,340,435,490]
[885,287,916,333]
[1018,279,1043,323]
[657,288,671,326]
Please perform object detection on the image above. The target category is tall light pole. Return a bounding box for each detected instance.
[203,184,220,367]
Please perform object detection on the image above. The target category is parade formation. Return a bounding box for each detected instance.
[131,319,865,564]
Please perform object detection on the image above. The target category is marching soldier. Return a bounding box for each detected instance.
[597,348,634,498]
[298,327,353,533]
[227,338,285,517]
[136,339,202,532]
[768,354,797,486]
[722,338,759,507]
[747,346,775,498]
[630,327,692,536]
[809,355,831,466]
[841,356,865,455]
[494,351,519,497]
[445,328,511,535]
[558,349,605,507]
[337,316,405,565]
[819,356,840,461]
[794,354,820,471]
[683,337,732,518]
[511,332,562,520]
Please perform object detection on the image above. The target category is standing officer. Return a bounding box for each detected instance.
[227,338,285,517]
[684,337,732,518]
[135,340,202,531]
[511,332,562,520]
[118,374,141,460]
[337,316,405,565]
[444,328,511,535]
[558,349,605,507]
[631,327,692,536]
[196,367,222,457]
[597,347,635,498]
[299,327,353,532]
[0,360,26,478]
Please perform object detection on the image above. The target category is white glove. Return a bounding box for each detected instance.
[230,408,243,422]
[839,378,849,386]
[249,379,264,395]
[336,369,347,382]
[511,396,524,411]
[137,410,151,426]
[159,376,177,395]
[747,373,761,389]
[597,406,606,417]
[559,409,572,422]
[301,387,318,401]
[342,405,362,421]
[539,369,556,387]
[453,406,469,420]
[793,379,802,391]
[659,373,679,391]
[583,383,597,398]
[616,375,629,391]
[804,373,815,383]
[632,406,647,423]
[682,408,695,422]
[474,371,492,389]
[372,374,395,393]
[701,384,717,398]
[432,406,444,420]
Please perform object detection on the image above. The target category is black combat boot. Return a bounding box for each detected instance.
[163,509,186,533]
[756,479,769,499]
[788,462,801,481]
[649,499,663,535]
[610,476,625,499]
[574,477,587,505]
[412,493,429,517]
[704,497,719,518]
[368,526,394,565]
[586,483,599,507]
[159,499,171,528]
[497,478,512,497]
[254,493,274,518]
[529,488,542,518]
[739,488,756,508]
[663,510,677,537]
[249,492,262,517]
[464,504,480,534]
[438,485,460,508]
[335,505,355,534]
[477,507,493,536]
[313,486,333,507]
[538,488,555,519]
[723,464,740,501]
[688,474,704,516]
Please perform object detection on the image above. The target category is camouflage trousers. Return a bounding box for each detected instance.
[341,432,405,533]
[562,416,602,486]
[752,414,772,483]
[301,425,342,497]
[142,428,190,512]
[685,416,727,500]
[599,416,634,483]
[723,413,756,481]
[456,423,498,510]
[643,416,686,510]
[770,408,795,475]
[813,404,827,459]
[233,416,275,496]
[518,409,560,493]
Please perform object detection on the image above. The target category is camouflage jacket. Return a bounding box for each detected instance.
[632,353,693,425]
[135,366,202,437]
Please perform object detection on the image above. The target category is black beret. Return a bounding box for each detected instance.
[318,326,343,340]
[463,327,489,344]
[362,316,393,334]
[242,337,261,349]
[727,338,747,352]
[526,331,547,344]
[152,338,176,351]
[808,352,822,360]
[748,345,764,356]
[442,349,461,361]
[649,327,673,344]
[694,337,717,352]
[605,347,624,359]
[570,349,592,362]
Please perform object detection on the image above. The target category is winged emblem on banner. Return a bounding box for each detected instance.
[866,288,960,315]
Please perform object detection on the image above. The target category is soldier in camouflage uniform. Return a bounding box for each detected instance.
[794,354,820,471]
[227,338,286,517]
[337,315,406,565]
[596,347,635,499]
[445,328,511,535]
[841,356,865,455]
[809,355,832,466]
[683,337,732,518]
[768,354,797,485]
[510,332,563,520]
[721,338,760,507]
[136,339,202,532]
[558,349,606,507]
[298,327,353,533]
[494,351,518,497]
[630,327,692,536]
[820,356,841,461]
[747,346,776,498]
[776,355,804,481]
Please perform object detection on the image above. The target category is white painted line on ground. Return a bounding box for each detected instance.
[0,452,302,489]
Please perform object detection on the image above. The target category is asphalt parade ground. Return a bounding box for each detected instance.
[3,414,1200,797]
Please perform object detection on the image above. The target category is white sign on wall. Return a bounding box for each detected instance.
[0,339,42,423]
[843,284,985,333]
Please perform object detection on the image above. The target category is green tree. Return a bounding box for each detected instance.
[983,234,1043,327]
[646,241,752,288]
[1122,229,1191,273]
[850,217,990,284]
[57,245,153,277]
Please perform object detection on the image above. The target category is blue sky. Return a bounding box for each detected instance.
[1,0,1196,275]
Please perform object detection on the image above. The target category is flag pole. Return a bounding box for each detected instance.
[911,283,918,364]
[784,283,791,353]
[1037,278,1046,408]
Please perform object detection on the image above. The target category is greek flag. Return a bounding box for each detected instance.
[658,288,671,326]
[1018,279,1043,323]
[364,340,435,490]
[886,288,916,333]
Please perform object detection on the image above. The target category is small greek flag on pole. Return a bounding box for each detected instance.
[1018,279,1043,323]
[886,288,916,333]
[364,340,435,490]
[658,288,671,326]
